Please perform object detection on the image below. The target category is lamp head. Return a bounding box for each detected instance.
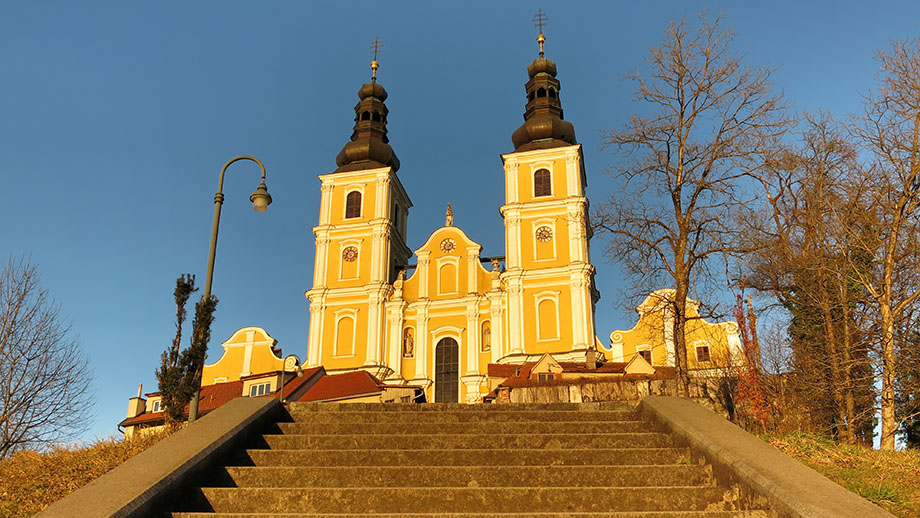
[250,180,272,213]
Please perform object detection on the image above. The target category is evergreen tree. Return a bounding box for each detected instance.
[154,275,219,426]
[155,275,197,425]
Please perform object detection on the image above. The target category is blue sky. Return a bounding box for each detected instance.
[2,1,919,441]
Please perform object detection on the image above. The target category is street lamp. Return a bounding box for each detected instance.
[278,354,303,404]
[188,155,272,423]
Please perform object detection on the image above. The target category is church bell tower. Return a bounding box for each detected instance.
[305,46,413,377]
[500,17,599,361]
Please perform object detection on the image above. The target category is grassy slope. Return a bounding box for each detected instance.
[767,433,920,518]
[0,431,169,518]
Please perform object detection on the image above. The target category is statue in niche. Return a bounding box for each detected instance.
[481,322,491,352]
[403,329,414,358]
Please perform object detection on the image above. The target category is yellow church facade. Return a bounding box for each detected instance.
[305,37,604,403]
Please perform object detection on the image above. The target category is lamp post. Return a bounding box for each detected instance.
[278,354,303,404]
[188,155,272,423]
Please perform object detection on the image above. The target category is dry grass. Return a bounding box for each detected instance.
[767,432,920,518]
[0,430,171,518]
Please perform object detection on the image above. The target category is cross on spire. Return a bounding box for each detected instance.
[369,36,383,81]
[532,9,548,56]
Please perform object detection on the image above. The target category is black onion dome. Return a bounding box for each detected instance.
[335,80,399,172]
[511,55,576,152]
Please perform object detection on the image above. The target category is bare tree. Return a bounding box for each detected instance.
[0,256,94,459]
[745,114,876,444]
[595,13,791,393]
[849,38,920,450]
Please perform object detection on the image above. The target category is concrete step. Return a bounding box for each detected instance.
[219,464,714,488]
[173,512,773,518]
[285,410,641,423]
[276,420,655,435]
[243,447,690,467]
[185,486,747,514]
[287,402,636,412]
[261,432,674,450]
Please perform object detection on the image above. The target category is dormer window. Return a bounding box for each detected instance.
[534,169,551,197]
[345,191,362,218]
[638,350,652,364]
[151,400,162,413]
[249,382,271,397]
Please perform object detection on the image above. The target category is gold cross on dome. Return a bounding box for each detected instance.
[532,9,548,56]
[369,37,383,80]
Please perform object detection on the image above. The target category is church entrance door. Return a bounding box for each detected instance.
[434,337,459,403]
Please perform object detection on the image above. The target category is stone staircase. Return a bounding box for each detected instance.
[171,402,773,517]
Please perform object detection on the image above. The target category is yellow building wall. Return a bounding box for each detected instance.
[320,301,370,370]
[202,327,283,385]
[521,283,573,354]
[609,290,741,371]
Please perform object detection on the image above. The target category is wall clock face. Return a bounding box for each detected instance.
[342,246,358,262]
[440,238,456,253]
[536,226,553,242]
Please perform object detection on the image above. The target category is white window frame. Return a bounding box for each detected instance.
[529,161,555,198]
[534,291,561,341]
[249,381,271,397]
[333,308,359,357]
[343,184,366,219]
[436,256,460,295]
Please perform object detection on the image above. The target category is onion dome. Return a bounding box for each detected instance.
[511,32,577,152]
[335,56,400,172]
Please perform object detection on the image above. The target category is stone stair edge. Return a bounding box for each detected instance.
[172,512,772,518]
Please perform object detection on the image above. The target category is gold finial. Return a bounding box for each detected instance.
[445,204,454,227]
[533,9,548,57]
[369,36,383,82]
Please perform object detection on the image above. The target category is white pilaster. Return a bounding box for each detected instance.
[385,301,405,379]
[465,302,479,375]
[306,296,325,367]
[319,182,334,225]
[504,211,521,269]
[417,251,430,296]
[505,277,525,354]
[489,292,504,363]
[504,158,519,204]
[416,302,430,381]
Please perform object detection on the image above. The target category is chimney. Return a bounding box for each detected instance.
[126,382,146,419]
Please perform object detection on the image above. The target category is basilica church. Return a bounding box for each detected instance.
[304,32,606,404]
[121,30,747,434]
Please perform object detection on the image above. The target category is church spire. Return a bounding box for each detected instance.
[335,38,400,173]
[511,11,576,152]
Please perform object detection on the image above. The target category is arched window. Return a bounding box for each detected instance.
[549,88,557,99]
[360,111,371,121]
[534,169,551,197]
[345,191,362,218]
[537,87,546,98]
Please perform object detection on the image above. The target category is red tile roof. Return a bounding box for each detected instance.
[120,379,246,427]
[296,370,383,402]
[487,362,535,378]
[120,367,326,428]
